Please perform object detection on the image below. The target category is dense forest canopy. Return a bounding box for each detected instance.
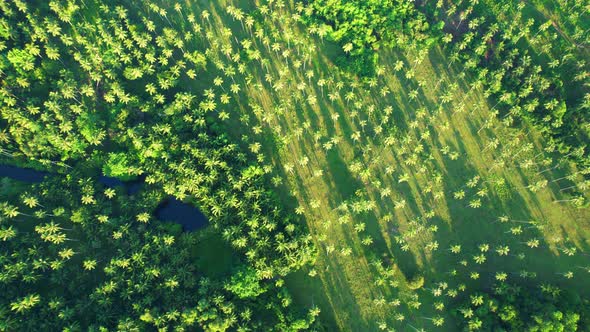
[299,0,439,75]
[1,0,589,331]
[453,283,586,331]
[0,0,317,330]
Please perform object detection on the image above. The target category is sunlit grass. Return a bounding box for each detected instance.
[180,0,590,329]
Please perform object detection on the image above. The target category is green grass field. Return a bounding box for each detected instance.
[0,0,590,331]
[175,0,590,330]
[176,2,590,331]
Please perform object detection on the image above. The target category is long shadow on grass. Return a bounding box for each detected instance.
[322,148,421,300]
[319,252,372,330]
[309,83,356,141]
[284,269,342,332]
[323,149,361,202]
[426,143,590,302]
[427,47,472,95]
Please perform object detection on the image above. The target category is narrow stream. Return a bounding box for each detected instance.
[0,164,208,231]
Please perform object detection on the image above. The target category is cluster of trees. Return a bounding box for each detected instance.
[298,0,589,175]
[286,0,590,327]
[296,0,590,174]
[297,0,440,75]
[0,0,318,329]
[0,176,319,330]
[419,0,590,172]
[1,0,588,329]
[250,1,590,328]
[453,282,588,331]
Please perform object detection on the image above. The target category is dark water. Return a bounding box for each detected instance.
[0,164,144,194]
[156,198,208,231]
[0,165,49,182]
[97,175,145,195]
[0,165,208,231]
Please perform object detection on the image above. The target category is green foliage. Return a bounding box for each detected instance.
[299,0,437,76]
[0,0,588,330]
[407,274,425,290]
[0,175,318,331]
[335,51,378,77]
[529,311,580,332]
[419,0,590,170]
[0,18,10,39]
[455,283,586,331]
[6,48,35,73]
[0,0,317,330]
[490,175,512,201]
[102,152,136,180]
[225,267,267,299]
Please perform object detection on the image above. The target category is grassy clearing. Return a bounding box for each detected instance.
[175,0,590,329]
[193,228,240,279]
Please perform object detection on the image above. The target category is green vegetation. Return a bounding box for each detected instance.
[0,0,317,330]
[421,0,590,179]
[300,0,438,75]
[1,0,589,331]
[454,283,587,331]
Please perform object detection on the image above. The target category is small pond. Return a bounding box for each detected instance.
[96,174,145,195]
[0,164,49,183]
[0,164,208,231]
[156,198,208,232]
